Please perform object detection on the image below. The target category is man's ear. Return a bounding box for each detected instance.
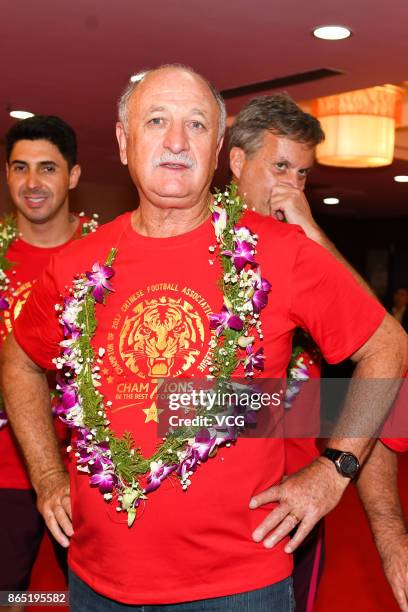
[229,147,246,180]
[69,164,81,190]
[214,136,224,170]
[116,122,128,166]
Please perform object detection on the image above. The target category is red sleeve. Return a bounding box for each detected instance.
[289,233,386,364]
[380,438,408,452]
[13,256,63,370]
[380,374,408,451]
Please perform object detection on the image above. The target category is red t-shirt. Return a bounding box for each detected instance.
[380,373,408,452]
[0,220,85,489]
[14,210,385,604]
[285,342,321,475]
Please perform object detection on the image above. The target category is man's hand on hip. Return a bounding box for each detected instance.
[249,458,348,552]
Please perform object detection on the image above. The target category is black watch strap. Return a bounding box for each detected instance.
[323,448,343,462]
[322,448,360,479]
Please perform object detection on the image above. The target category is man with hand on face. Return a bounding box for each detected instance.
[229,94,372,286]
[1,66,406,611]
[229,93,408,611]
[0,115,93,611]
[229,93,329,612]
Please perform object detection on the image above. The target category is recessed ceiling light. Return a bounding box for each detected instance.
[9,110,34,120]
[130,72,147,83]
[313,26,351,40]
[323,197,340,205]
[394,175,408,183]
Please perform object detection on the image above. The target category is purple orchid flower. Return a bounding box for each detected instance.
[252,274,272,313]
[210,305,244,336]
[222,241,256,272]
[0,294,9,311]
[244,346,265,375]
[215,430,237,449]
[177,447,199,480]
[53,374,80,423]
[89,469,116,494]
[145,461,178,493]
[87,455,117,494]
[211,206,228,242]
[212,414,238,440]
[61,297,81,336]
[285,357,310,409]
[56,375,78,407]
[192,429,216,461]
[0,409,8,429]
[178,430,217,480]
[85,263,115,304]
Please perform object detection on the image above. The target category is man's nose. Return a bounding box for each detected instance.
[281,171,304,189]
[25,169,42,190]
[163,121,189,153]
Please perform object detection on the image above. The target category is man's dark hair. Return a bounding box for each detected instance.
[5,115,78,169]
[228,93,325,156]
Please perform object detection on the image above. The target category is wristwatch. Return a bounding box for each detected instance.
[322,448,360,479]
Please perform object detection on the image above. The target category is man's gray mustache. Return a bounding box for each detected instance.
[153,152,196,169]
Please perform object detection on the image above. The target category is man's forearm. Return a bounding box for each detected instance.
[0,333,65,492]
[324,315,407,464]
[357,442,406,555]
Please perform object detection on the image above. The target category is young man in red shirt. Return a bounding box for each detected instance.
[0,115,86,610]
[1,66,406,611]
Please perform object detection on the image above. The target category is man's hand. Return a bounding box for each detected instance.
[268,183,320,237]
[379,534,408,611]
[250,458,348,552]
[36,470,73,548]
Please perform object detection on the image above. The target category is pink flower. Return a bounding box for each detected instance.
[222,241,256,272]
[85,263,115,303]
[210,305,244,336]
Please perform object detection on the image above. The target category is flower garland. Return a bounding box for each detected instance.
[0,213,99,429]
[54,184,274,527]
[0,215,18,313]
[285,347,310,409]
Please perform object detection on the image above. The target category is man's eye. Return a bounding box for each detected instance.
[13,165,25,172]
[148,117,163,126]
[298,169,309,178]
[42,166,56,173]
[275,163,287,171]
[190,120,205,129]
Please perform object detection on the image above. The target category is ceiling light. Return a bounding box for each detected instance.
[9,110,34,120]
[313,26,351,40]
[394,175,408,183]
[314,86,401,168]
[130,72,146,83]
[323,197,340,205]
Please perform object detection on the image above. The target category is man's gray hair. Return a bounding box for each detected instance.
[229,93,325,157]
[118,64,226,142]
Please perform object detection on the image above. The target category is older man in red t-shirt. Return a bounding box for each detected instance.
[1,65,406,611]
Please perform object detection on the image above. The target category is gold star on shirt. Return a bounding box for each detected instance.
[143,403,163,424]
[106,375,114,384]
[102,368,109,376]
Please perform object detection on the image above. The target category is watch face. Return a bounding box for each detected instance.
[339,454,359,477]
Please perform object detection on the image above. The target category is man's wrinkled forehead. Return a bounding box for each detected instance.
[128,68,219,122]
